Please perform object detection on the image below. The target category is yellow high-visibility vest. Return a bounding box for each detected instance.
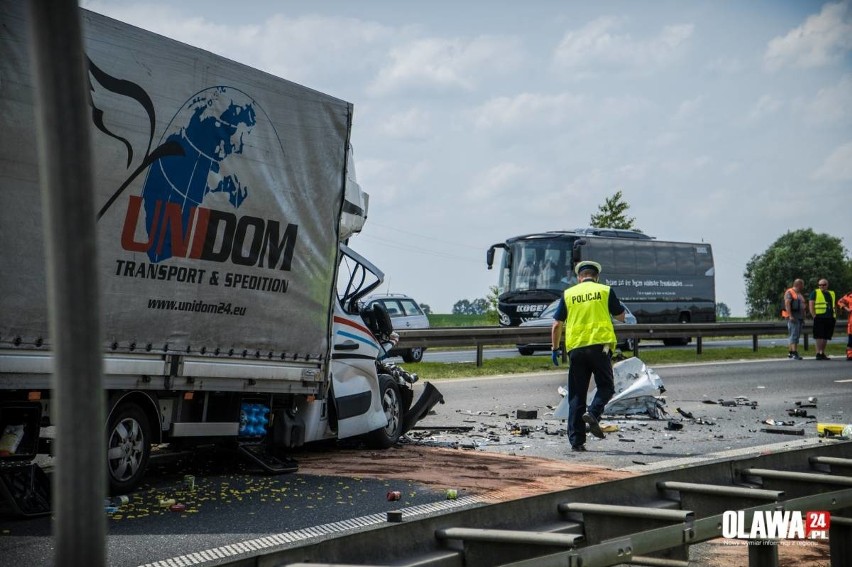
[563,281,617,351]
[814,289,836,317]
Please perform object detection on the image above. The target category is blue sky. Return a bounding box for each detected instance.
[83,0,851,315]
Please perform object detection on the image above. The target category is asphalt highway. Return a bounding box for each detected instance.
[1,357,849,566]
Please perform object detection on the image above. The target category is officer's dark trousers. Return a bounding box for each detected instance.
[567,344,615,448]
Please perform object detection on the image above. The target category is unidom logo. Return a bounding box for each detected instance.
[722,510,830,540]
[89,58,298,272]
[123,87,297,270]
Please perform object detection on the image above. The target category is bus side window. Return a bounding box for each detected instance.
[674,245,697,275]
[656,246,676,273]
[634,242,656,275]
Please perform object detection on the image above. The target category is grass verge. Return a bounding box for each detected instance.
[409,343,849,380]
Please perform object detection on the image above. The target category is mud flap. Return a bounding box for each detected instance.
[401,381,444,435]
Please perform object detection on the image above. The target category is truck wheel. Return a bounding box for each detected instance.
[517,346,534,356]
[106,403,151,494]
[402,347,424,363]
[365,374,403,449]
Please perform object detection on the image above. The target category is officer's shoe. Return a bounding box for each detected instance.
[583,413,605,439]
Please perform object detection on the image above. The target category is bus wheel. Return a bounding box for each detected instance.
[106,403,151,494]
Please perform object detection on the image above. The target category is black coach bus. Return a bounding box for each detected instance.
[486,228,716,335]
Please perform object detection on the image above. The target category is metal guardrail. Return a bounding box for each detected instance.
[395,320,848,365]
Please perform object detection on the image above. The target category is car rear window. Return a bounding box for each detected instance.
[399,299,423,316]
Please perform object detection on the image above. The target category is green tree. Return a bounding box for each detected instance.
[744,229,851,319]
[452,299,472,315]
[453,297,491,315]
[485,285,499,315]
[590,190,640,230]
[715,302,731,319]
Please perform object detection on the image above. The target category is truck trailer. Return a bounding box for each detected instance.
[0,3,442,494]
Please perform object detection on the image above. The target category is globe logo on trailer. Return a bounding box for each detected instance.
[140,86,257,263]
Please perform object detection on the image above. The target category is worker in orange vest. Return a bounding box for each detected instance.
[837,291,852,361]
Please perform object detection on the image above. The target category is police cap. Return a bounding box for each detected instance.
[574,260,602,276]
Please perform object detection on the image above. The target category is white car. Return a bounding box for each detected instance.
[363,294,430,362]
[517,299,638,355]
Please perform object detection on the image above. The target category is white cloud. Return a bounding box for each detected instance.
[379,108,432,140]
[467,162,530,201]
[673,96,705,122]
[812,141,852,180]
[82,1,392,90]
[748,95,784,121]
[704,56,745,74]
[357,157,431,203]
[471,92,586,130]
[800,73,852,124]
[471,92,652,132]
[369,36,523,95]
[553,17,694,74]
[764,0,852,71]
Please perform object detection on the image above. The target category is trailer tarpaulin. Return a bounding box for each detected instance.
[0,4,351,358]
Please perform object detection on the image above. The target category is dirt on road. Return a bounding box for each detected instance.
[293,443,631,502]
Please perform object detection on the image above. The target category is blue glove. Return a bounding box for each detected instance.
[551,349,560,366]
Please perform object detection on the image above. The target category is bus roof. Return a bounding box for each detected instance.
[504,228,654,244]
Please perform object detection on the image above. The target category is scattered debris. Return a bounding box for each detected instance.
[787,408,814,419]
[763,419,795,426]
[760,427,805,436]
[557,358,667,419]
[676,408,694,419]
[702,400,719,405]
[618,438,636,443]
[516,409,538,420]
[720,398,757,407]
[817,423,852,437]
[410,425,475,433]
[666,421,684,431]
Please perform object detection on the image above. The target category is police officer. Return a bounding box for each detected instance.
[551,260,625,452]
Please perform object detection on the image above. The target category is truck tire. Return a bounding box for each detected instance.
[365,374,403,449]
[402,347,424,363]
[106,403,151,494]
[517,346,535,356]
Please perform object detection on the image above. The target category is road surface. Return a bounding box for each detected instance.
[1,357,849,566]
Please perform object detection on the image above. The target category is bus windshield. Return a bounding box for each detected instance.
[499,237,577,296]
